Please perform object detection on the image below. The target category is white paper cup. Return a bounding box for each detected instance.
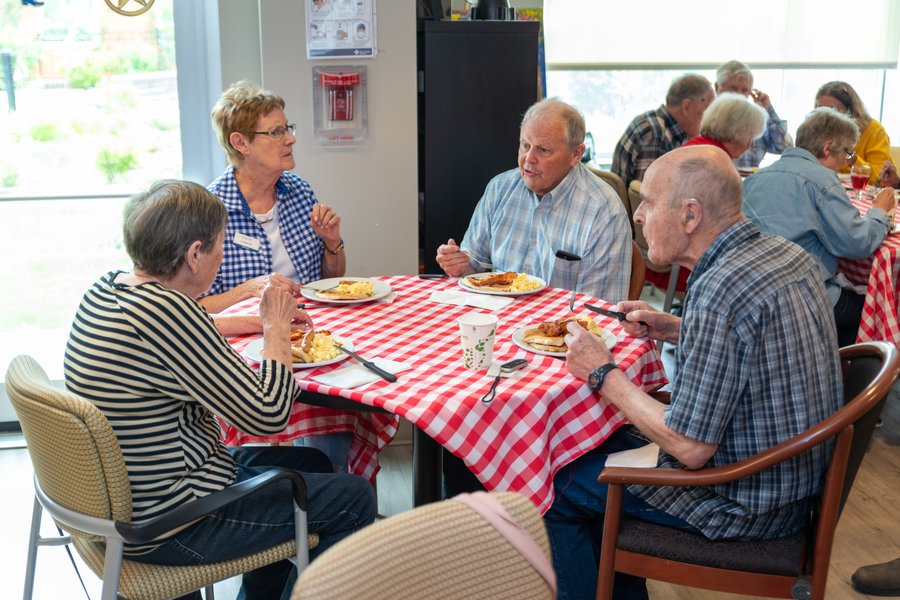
[457,312,498,370]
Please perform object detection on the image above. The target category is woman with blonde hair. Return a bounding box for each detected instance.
[815,81,894,182]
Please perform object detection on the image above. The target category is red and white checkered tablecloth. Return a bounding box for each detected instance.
[221,275,668,513]
[837,185,900,345]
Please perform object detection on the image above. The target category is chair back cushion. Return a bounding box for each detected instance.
[5,355,132,535]
[291,491,553,600]
[587,165,631,225]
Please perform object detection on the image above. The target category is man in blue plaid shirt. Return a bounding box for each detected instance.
[546,146,843,600]
[611,74,714,188]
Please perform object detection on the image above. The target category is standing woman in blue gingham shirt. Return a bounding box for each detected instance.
[200,80,347,316]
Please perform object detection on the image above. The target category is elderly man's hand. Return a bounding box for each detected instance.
[310,204,342,250]
[565,321,614,382]
[879,161,900,189]
[292,307,314,331]
[617,300,681,344]
[436,238,475,277]
[750,88,772,109]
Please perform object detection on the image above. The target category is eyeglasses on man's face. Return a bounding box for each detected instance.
[253,124,296,140]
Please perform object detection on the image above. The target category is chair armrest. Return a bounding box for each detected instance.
[115,468,307,544]
[649,391,671,405]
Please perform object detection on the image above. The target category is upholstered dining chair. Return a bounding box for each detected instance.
[291,491,555,600]
[595,341,900,600]
[587,164,631,230]
[6,354,318,600]
[627,179,680,315]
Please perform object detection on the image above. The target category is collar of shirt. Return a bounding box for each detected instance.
[689,220,761,287]
[219,165,289,219]
[658,105,687,141]
[533,162,581,208]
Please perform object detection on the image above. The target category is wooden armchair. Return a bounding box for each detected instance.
[596,341,900,600]
[6,355,317,600]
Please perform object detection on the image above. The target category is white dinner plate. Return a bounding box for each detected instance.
[458,273,547,297]
[511,323,617,357]
[299,277,392,304]
[242,336,354,369]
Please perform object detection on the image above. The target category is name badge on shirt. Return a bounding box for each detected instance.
[233,232,261,252]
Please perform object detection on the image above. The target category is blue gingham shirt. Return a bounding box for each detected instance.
[460,163,632,302]
[631,220,843,540]
[204,167,324,296]
[611,106,687,187]
[736,105,790,169]
[742,147,890,306]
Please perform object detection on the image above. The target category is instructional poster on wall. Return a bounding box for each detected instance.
[307,0,376,59]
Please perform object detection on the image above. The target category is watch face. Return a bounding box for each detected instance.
[588,371,601,390]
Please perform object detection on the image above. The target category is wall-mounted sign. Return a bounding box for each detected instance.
[104,0,154,17]
[307,0,376,59]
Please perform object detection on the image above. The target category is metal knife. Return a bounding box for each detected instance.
[335,346,398,382]
[584,303,627,321]
[584,303,648,326]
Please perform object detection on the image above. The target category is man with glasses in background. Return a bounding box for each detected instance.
[715,60,791,169]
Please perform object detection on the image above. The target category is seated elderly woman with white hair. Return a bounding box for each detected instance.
[682,93,769,159]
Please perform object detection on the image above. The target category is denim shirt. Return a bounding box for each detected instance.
[742,147,890,305]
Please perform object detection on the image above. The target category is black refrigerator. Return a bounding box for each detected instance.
[417,19,540,273]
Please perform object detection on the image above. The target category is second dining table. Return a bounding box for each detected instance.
[837,180,900,345]
[220,275,667,513]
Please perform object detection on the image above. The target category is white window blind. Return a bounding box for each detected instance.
[545,0,900,69]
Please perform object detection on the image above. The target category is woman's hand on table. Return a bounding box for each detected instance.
[292,306,314,331]
[565,321,614,381]
[872,187,897,214]
[617,301,681,345]
[238,273,302,299]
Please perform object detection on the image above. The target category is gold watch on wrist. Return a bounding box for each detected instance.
[324,241,345,255]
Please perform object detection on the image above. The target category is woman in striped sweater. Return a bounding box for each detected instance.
[63,180,375,600]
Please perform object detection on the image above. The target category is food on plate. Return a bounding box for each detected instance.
[522,317,603,352]
[289,329,341,363]
[316,279,375,300]
[465,272,541,292]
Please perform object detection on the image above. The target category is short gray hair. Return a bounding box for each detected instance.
[795,107,859,159]
[123,180,227,277]
[699,94,768,145]
[716,60,753,86]
[665,74,713,107]
[521,97,586,151]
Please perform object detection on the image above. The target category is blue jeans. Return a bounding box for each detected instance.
[295,432,354,472]
[129,446,376,600]
[544,426,698,600]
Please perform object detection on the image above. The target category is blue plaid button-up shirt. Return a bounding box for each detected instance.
[736,105,790,169]
[611,106,687,188]
[631,220,843,540]
[460,163,632,303]
[204,167,324,297]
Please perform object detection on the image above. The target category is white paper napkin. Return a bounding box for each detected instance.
[429,289,514,311]
[604,443,660,468]
[377,291,398,305]
[310,358,412,388]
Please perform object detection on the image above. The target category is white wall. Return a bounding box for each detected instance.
[254,0,419,276]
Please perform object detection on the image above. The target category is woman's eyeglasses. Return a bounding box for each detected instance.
[253,124,296,140]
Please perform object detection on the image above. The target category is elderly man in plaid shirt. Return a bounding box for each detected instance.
[546,145,843,600]
[611,74,713,188]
